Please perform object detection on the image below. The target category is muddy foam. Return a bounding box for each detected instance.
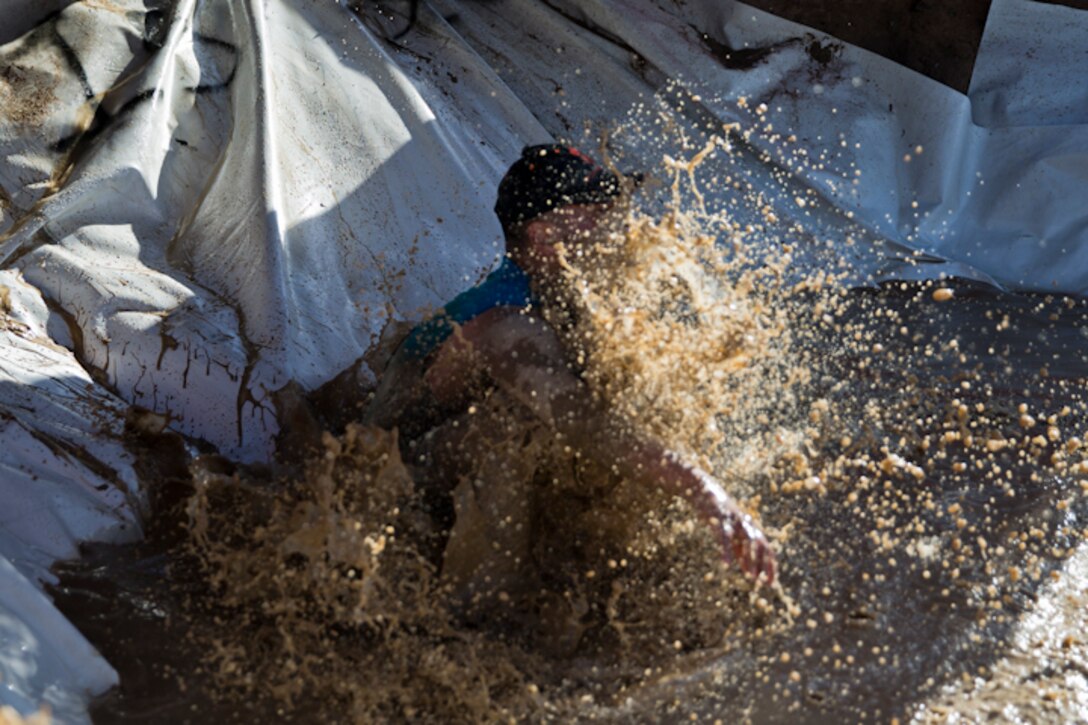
[49,105,1088,722]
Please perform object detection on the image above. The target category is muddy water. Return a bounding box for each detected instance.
[48,135,1088,721]
[623,281,1088,723]
[51,274,1088,722]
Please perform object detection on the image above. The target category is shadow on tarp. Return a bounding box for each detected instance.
[3,0,513,464]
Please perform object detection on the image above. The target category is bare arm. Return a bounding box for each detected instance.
[460,307,776,584]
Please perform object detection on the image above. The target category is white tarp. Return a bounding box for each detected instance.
[0,271,143,723]
[0,0,1085,719]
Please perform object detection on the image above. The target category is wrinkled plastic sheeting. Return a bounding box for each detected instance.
[0,269,144,573]
[0,0,540,462]
[0,270,142,721]
[532,0,1088,290]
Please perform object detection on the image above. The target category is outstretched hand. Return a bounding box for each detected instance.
[713,497,777,585]
[668,463,777,586]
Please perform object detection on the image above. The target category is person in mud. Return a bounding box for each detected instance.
[365,145,775,609]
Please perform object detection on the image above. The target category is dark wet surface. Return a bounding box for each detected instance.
[743,0,993,92]
[48,430,276,723]
[633,281,1088,721]
[49,280,1088,722]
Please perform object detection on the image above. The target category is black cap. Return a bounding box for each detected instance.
[494,145,626,231]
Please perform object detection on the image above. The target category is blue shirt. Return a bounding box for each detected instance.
[398,258,536,361]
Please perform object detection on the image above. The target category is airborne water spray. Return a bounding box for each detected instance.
[178,106,1088,722]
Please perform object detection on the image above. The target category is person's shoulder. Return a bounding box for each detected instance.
[463,305,546,334]
[445,257,533,323]
[462,306,563,360]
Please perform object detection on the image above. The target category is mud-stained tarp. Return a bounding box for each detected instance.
[0,271,143,723]
[0,0,1086,720]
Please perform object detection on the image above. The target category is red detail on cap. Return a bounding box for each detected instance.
[566,147,595,165]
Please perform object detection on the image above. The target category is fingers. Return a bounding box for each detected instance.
[745,523,776,586]
[750,536,776,586]
[718,514,777,586]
